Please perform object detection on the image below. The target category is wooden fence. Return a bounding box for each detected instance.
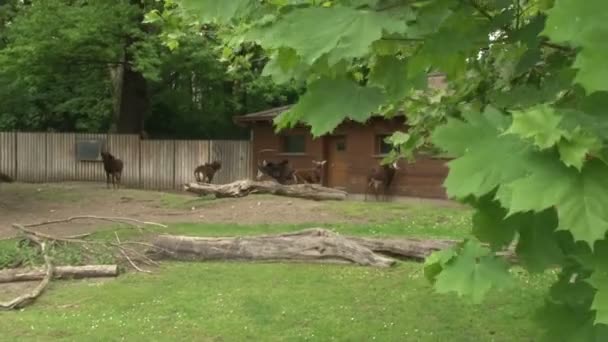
[0,132,252,190]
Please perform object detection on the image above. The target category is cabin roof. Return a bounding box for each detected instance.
[234,73,447,125]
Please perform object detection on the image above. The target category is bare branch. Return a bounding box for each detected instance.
[23,215,167,229]
[0,239,54,310]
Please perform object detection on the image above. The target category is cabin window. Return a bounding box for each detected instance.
[376,135,392,155]
[76,139,105,161]
[336,138,346,151]
[281,135,305,153]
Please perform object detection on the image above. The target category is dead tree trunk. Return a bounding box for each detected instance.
[184,180,348,201]
[151,229,395,267]
[0,265,119,284]
[150,229,516,267]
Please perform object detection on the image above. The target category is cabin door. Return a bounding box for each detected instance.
[325,135,349,190]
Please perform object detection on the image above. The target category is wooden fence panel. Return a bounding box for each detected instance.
[174,140,210,188]
[140,140,175,190]
[75,133,107,182]
[210,140,252,184]
[0,132,15,179]
[16,133,47,182]
[1,131,251,190]
[107,134,140,187]
[46,133,76,181]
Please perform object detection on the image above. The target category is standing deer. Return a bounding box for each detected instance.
[365,161,399,201]
[194,161,222,183]
[100,151,123,189]
[293,160,327,184]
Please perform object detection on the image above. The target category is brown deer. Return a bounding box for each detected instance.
[100,151,123,189]
[256,159,297,184]
[0,172,13,183]
[293,160,327,184]
[194,161,222,183]
[365,161,399,201]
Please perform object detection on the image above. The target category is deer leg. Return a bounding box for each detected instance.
[106,172,111,189]
[116,173,122,189]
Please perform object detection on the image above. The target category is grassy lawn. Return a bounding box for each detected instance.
[0,198,552,341]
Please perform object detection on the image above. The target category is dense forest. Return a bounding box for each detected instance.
[0,0,302,139]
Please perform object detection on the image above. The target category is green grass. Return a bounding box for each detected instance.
[0,197,552,341]
[0,262,552,341]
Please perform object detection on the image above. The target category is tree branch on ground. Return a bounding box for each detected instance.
[184,180,348,201]
[149,228,516,267]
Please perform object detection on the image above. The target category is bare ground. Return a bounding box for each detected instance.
[0,182,351,239]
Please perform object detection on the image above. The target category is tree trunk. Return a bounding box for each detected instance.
[150,229,395,267]
[110,0,149,135]
[0,265,118,284]
[184,180,348,201]
[149,229,517,267]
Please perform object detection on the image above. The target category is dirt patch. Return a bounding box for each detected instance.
[0,182,348,239]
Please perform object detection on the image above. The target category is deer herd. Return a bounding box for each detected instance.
[9,148,400,201]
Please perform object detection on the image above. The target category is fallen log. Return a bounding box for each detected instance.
[345,236,460,261]
[150,229,517,267]
[0,265,119,284]
[151,228,395,267]
[184,180,347,201]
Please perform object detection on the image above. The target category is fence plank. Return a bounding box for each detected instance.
[2,132,252,189]
[75,133,107,183]
[46,133,76,181]
[210,140,252,184]
[174,140,210,188]
[107,134,140,187]
[16,133,47,182]
[140,140,175,190]
[0,132,15,179]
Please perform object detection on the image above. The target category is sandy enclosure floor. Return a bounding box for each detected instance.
[0,182,350,239]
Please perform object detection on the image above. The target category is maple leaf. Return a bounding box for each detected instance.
[180,0,253,24]
[262,48,309,84]
[500,157,608,247]
[558,129,600,171]
[433,107,534,199]
[588,240,608,325]
[543,0,608,93]
[251,7,407,66]
[507,104,566,149]
[368,55,410,101]
[432,106,509,157]
[434,240,513,304]
[557,161,608,247]
[471,197,517,251]
[515,209,564,273]
[423,246,458,283]
[276,76,385,136]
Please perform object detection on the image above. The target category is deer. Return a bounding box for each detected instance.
[100,151,123,189]
[256,159,296,185]
[0,172,13,183]
[194,161,222,183]
[365,161,400,201]
[293,160,327,184]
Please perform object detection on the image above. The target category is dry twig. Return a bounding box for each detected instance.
[0,235,54,310]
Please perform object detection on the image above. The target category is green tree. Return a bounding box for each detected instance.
[172,0,608,339]
[0,0,299,137]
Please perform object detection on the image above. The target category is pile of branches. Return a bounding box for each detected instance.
[0,216,167,310]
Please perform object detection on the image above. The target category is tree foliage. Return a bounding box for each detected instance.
[0,0,298,138]
[173,0,608,339]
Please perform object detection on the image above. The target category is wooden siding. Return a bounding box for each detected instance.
[250,120,449,199]
[0,132,252,189]
[174,140,210,189]
[16,133,47,182]
[0,132,16,179]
